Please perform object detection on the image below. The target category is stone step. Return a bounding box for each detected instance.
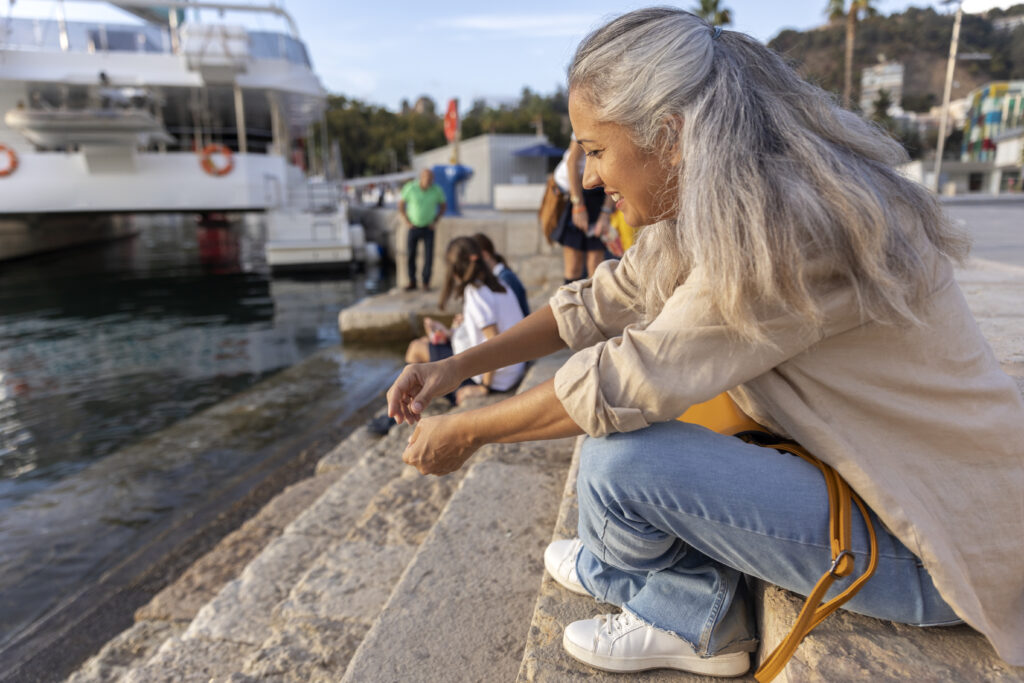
[66,471,341,683]
[75,396,454,682]
[756,582,1024,682]
[341,351,574,682]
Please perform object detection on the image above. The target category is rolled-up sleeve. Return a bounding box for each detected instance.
[549,244,649,350]
[552,266,861,438]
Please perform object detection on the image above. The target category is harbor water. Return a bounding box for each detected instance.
[0,214,398,649]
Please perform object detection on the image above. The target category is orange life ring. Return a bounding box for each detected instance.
[199,143,233,176]
[0,145,18,178]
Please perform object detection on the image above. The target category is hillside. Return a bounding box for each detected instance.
[767,4,1024,111]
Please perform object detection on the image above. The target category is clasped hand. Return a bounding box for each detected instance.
[386,359,481,476]
[402,414,480,476]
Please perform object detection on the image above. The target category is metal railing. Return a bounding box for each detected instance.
[0,17,310,66]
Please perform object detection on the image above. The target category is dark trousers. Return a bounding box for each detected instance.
[406,226,435,287]
[428,341,475,403]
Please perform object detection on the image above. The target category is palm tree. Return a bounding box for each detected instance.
[828,0,877,109]
[693,0,732,26]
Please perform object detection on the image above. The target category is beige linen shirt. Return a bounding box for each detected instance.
[550,235,1024,665]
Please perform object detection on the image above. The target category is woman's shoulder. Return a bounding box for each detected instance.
[463,282,494,305]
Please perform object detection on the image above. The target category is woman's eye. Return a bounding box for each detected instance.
[585,149,603,159]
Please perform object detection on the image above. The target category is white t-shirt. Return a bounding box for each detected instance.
[553,133,582,193]
[452,282,526,391]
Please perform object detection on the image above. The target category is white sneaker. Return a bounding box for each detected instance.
[543,538,590,596]
[562,610,750,677]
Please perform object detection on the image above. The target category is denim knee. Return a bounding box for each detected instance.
[579,435,631,492]
[577,422,710,498]
[577,429,662,491]
[577,430,690,571]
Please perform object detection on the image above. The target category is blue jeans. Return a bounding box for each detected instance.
[574,421,961,656]
[406,225,435,287]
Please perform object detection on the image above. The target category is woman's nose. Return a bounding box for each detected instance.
[582,160,601,190]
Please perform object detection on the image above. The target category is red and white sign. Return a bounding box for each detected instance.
[444,99,459,143]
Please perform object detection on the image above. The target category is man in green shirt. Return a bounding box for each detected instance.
[399,169,447,291]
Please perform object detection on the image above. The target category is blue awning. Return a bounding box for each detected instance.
[513,143,565,157]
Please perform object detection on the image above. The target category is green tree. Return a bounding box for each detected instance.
[317,95,446,177]
[870,88,893,125]
[693,0,732,25]
[827,0,877,109]
[459,88,571,150]
[317,88,573,177]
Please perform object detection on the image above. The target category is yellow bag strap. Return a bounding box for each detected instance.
[740,435,879,683]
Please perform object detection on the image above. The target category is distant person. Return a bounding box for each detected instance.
[472,233,529,317]
[399,169,446,292]
[551,133,615,283]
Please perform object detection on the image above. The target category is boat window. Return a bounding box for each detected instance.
[87,27,163,53]
[249,31,312,67]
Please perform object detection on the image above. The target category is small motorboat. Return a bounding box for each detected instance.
[265,197,367,272]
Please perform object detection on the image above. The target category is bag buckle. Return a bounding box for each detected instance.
[828,550,854,577]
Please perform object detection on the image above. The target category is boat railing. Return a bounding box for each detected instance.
[0,17,310,66]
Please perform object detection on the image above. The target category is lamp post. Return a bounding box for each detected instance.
[932,0,963,193]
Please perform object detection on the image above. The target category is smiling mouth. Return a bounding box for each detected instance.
[609,192,623,207]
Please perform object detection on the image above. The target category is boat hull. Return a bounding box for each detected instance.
[0,151,293,215]
[0,214,137,261]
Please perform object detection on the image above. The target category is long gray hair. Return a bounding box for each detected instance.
[569,7,968,340]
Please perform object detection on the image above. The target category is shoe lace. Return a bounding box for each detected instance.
[599,611,640,637]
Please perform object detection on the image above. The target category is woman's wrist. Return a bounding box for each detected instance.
[447,410,487,451]
[443,353,467,382]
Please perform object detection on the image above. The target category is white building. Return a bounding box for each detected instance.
[992,15,1024,32]
[860,62,905,114]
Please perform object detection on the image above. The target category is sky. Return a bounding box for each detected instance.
[6,0,1021,112]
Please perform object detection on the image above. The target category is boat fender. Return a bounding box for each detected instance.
[0,145,17,178]
[199,143,234,177]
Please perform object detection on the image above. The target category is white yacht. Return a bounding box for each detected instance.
[0,0,365,266]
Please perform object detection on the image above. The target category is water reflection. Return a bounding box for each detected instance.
[0,214,387,507]
[0,214,396,647]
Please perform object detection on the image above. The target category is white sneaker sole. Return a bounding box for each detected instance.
[562,631,750,677]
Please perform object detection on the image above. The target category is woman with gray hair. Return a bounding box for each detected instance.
[386,7,1024,678]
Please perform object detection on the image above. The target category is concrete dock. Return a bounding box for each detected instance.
[25,204,1024,682]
